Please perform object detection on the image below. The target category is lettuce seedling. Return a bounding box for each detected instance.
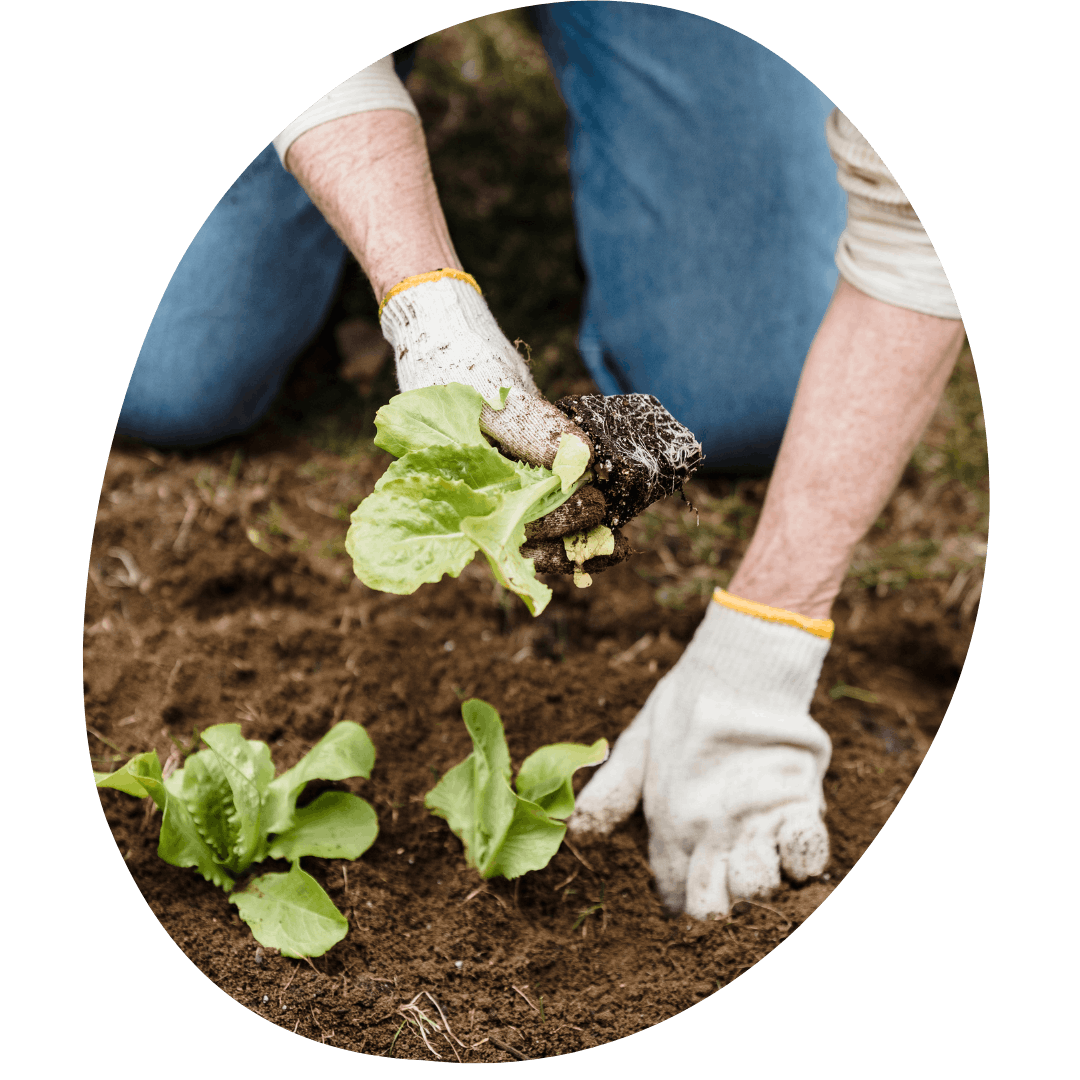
[425,699,607,880]
[94,721,378,958]
[346,383,590,616]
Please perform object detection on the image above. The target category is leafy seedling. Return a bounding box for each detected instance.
[425,698,607,879]
[346,383,590,616]
[95,721,378,957]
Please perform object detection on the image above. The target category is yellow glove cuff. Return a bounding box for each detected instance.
[712,587,834,640]
[378,268,482,318]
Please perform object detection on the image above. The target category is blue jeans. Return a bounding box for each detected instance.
[119,3,845,469]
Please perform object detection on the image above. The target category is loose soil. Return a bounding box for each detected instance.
[87,376,982,1061]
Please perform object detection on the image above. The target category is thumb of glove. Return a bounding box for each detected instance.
[568,699,653,836]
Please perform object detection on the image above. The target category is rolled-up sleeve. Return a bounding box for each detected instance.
[273,55,420,168]
[826,109,961,320]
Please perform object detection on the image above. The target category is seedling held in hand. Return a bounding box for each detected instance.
[346,384,590,616]
[425,699,607,879]
[95,721,378,957]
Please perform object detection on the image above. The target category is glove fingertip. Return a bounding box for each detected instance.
[778,809,830,882]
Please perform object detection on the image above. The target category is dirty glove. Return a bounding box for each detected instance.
[380,270,588,471]
[379,269,610,550]
[570,588,833,918]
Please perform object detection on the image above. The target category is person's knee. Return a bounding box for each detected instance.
[116,358,283,448]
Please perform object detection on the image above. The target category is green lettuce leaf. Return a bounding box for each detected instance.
[96,721,378,951]
[95,750,166,809]
[346,475,496,595]
[263,721,376,835]
[551,432,591,493]
[230,862,348,959]
[515,739,609,819]
[157,779,237,890]
[373,442,523,497]
[425,699,602,880]
[373,384,490,457]
[268,791,378,861]
[349,383,586,617]
[198,725,273,870]
[96,751,236,886]
[461,480,562,616]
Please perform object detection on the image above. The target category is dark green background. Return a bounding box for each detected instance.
[8,0,1071,1075]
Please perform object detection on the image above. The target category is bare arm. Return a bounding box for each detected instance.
[285,110,459,299]
[728,278,966,620]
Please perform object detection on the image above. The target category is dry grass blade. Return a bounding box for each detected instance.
[86,726,122,753]
[610,632,654,667]
[511,984,539,1012]
[562,837,595,872]
[173,496,200,552]
[424,992,467,1051]
[553,866,580,891]
[397,996,444,1059]
[733,898,792,930]
[489,1035,529,1061]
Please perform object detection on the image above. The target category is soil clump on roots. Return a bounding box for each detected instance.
[557,393,705,528]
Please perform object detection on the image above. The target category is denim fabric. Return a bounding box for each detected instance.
[119,5,845,467]
[534,2,845,469]
[117,144,348,446]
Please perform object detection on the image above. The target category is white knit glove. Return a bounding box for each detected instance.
[570,589,833,918]
[379,271,590,469]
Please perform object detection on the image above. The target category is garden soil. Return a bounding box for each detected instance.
[87,386,982,1061]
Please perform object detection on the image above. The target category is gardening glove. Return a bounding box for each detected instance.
[379,269,612,551]
[569,588,833,919]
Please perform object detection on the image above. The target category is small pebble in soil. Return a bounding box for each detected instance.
[408,857,415,865]
[455,961,463,969]
[262,995,269,1003]
[444,641,455,651]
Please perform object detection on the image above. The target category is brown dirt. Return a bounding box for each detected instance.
[87,388,980,1061]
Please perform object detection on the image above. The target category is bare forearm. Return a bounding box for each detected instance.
[728,279,966,619]
[286,110,460,299]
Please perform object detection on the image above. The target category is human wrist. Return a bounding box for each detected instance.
[726,553,846,622]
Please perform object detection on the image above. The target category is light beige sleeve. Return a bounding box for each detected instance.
[826,110,961,320]
[273,55,420,169]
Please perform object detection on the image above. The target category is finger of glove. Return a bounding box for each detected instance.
[682,829,733,920]
[481,388,594,470]
[568,701,653,837]
[777,803,830,882]
[650,826,695,915]
[725,809,784,904]
[520,529,632,576]
[524,486,607,540]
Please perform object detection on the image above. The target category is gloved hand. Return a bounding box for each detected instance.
[569,588,833,918]
[379,269,612,552]
[379,270,585,469]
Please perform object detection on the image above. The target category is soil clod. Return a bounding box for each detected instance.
[555,393,704,528]
[524,484,607,541]
[521,528,632,574]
